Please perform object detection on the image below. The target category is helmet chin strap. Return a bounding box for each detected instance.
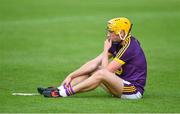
[118,32,127,41]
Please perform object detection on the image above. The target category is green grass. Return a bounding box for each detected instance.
[0,0,180,113]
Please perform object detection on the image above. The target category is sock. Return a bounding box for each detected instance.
[57,85,65,91]
[57,84,67,91]
[59,89,68,97]
[69,84,75,95]
[58,84,75,97]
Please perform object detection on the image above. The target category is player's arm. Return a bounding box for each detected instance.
[66,53,103,79]
[106,59,124,73]
[102,39,113,68]
[102,39,125,73]
[61,53,104,86]
[104,51,125,73]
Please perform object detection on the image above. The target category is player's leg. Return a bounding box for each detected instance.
[38,75,89,97]
[57,67,101,91]
[65,75,89,87]
[70,69,124,97]
[63,66,102,87]
[72,66,103,85]
[59,66,102,88]
[69,75,89,87]
[56,75,88,91]
[39,69,123,97]
[57,67,101,95]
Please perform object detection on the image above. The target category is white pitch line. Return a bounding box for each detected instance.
[12,93,40,96]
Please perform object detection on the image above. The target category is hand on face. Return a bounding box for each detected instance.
[104,38,112,52]
[107,31,121,42]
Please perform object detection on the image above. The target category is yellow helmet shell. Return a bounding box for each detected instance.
[107,17,132,35]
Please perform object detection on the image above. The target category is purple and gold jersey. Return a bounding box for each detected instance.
[108,36,147,95]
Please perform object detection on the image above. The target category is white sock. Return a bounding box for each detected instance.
[59,89,68,97]
[57,85,64,91]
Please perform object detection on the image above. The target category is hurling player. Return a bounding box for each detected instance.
[38,17,147,99]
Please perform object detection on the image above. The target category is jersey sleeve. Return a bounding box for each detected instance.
[113,38,134,65]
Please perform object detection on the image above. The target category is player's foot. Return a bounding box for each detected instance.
[42,87,61,98]
[37,87,57,95]
[37,87,46,95]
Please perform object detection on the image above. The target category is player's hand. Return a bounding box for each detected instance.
[104,38,112,52]
[62,76,72,88]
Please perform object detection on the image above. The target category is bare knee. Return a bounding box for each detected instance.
[96,69,110,75]
[92,69,109,80]
[89,66,103,75]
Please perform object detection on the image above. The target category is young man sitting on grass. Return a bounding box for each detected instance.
[38,17,147,99]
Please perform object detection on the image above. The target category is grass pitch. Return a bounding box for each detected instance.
[0,0,180,113]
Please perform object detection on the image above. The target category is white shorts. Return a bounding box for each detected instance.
[120,80,142,99]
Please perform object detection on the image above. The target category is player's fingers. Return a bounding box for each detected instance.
[109,39,112,43]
